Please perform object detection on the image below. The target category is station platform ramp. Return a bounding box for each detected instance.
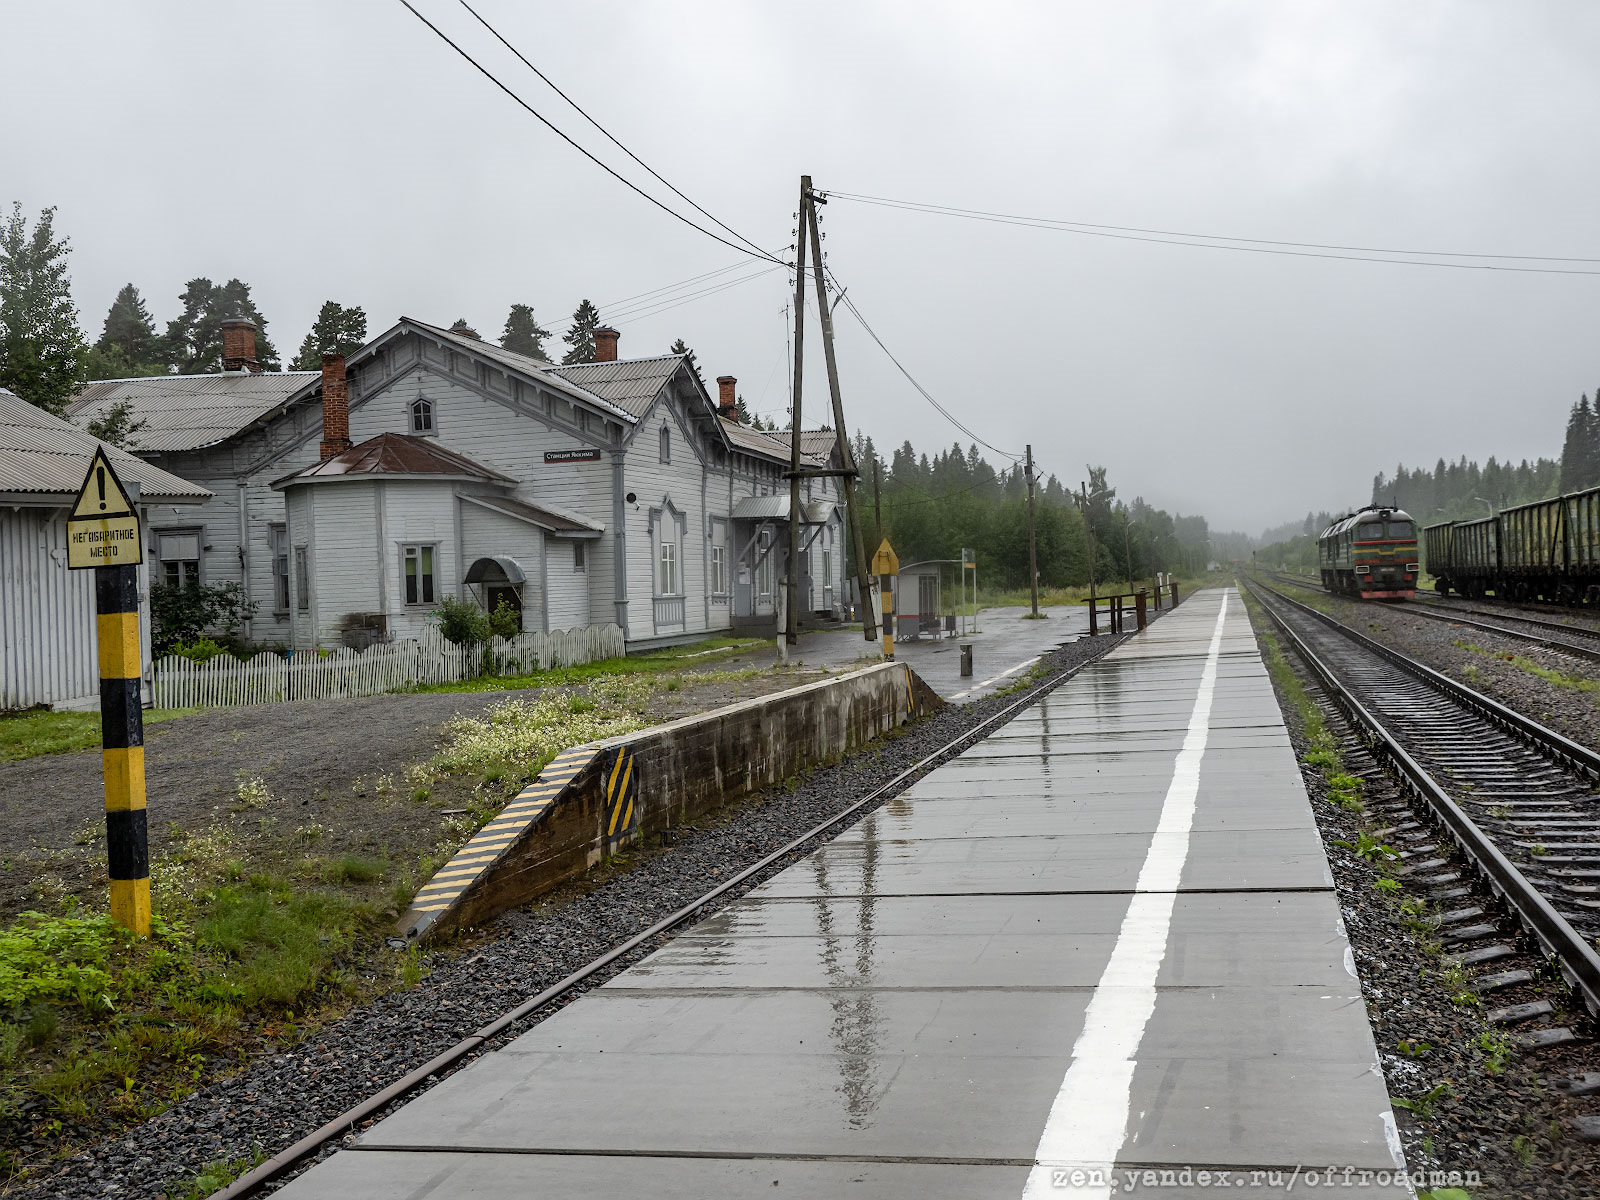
[277,588,1408,1198]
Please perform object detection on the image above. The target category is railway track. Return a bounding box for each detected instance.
[1261,570,1600,664]
[1247,579,1600,1057]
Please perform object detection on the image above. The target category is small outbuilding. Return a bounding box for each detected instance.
[0,389,211,709]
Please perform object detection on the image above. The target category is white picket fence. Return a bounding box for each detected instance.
[152,624,628,710]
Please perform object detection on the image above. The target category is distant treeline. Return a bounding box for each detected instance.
[848,438,1212,590]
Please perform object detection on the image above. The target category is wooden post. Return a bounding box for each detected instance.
[804,183,877,642]
[1025,444,1039,618]
[786,177,808,647]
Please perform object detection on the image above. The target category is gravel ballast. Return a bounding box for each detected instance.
[14,631,1125,1199]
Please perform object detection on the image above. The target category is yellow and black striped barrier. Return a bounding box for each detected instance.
[97,567,150,934]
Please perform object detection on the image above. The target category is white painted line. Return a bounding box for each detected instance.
[1021,593,1229,1199]
[949,655,1040,701]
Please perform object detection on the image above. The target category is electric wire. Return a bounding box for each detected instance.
[396,0,786,267]
[825,191,1600,277]
[455,0,773,262]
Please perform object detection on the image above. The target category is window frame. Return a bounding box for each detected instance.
[658,539,679,596]
[155,527,203,589]
[269,522,289,614]
[710,544,727,597]
[410,396,435,434]
[658,424,671,464]
[403,543,438,606]
[295,545,310,612]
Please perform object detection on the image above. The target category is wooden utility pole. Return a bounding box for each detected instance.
[1025,444,1039,617]
[785,179,808,647]
[803,182,877,641]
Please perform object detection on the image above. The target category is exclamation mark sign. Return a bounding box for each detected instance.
[97,466,106,510]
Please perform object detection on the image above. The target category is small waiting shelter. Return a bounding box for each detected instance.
[896,560,948,640]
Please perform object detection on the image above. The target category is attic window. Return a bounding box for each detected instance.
[410,397,434,434]
[659,425,671,464]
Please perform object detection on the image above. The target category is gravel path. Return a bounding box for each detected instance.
[0,667,811,921]
[11,632,1129,1198]
[1249,599,1600,1197]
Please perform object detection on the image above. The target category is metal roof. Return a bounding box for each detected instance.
[0,389,211,502]
[717,418,837,468]
[463,554,527,585]
[275,433,514,487]
[728,494,835,524]
[69,371,316,453]
[544,356,685,420]
[459,492,604,536]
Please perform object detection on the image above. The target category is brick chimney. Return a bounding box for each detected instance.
[594,326,619,363]
[221,319,259,372]
[717,376,738,420]
[319,352,351,462]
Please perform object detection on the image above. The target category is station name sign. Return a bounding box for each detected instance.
[544,449,601,464]
[67,448,144,570]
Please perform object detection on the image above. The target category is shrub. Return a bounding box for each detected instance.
[171,636,228,664]
[488,596,522,640]
[433,595,490,646]
[150,581,256,657]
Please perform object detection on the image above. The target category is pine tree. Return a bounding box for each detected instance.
[292,301,367,370]
[1585,388,1600,492]
[669,337,704,384]
[1560,395,1591,492]
[162,278,280,372]
[0,203,86,414]
[561,299,602,365]
[95,284,160,368]
[500,304,551,360]
[734,393,754,424]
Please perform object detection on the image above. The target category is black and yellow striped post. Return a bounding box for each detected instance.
[67,447,150,937]
[98,566,149,935]
[872,538,899,662]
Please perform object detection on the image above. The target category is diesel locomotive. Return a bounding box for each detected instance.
[1317,506,1420,600]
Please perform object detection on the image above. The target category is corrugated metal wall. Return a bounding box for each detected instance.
[1,506,97,709]
[1,506,152,711]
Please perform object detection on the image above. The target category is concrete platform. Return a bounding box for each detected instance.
[275,590,1409,1198]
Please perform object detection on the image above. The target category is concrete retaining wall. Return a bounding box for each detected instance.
[399,662,943,943]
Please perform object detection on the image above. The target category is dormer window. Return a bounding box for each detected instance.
[410,397,434,434]
[659,424,671,464]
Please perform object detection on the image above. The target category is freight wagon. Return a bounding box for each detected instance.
[1318,506,1419,600]
[1425,483,1600,604]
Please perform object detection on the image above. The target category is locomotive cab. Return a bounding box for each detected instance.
[1318,506,1419,600]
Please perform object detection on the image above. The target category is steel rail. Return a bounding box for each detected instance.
[1262,571,1600,663]
[1412,590,1600,643]
[213,640,1114,1199]
[1245,579,1600,1019]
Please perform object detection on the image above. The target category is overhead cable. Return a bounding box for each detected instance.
[396,0,786,267]
[455,0,774,262]
[825,191,1600,276]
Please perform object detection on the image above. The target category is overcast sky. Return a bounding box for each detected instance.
[6,0,1599,534]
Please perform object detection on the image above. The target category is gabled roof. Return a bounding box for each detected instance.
[459,492,604,537]
[544,356,686,420]
[69,371,316,453]
[274,433,513,488]
[0,388,211,502]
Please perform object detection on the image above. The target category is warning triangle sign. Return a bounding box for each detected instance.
[71,448,137,520]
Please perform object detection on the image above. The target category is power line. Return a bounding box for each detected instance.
[825,275,1023,461]
[825,191,1600,277]
[455,0,774,262]
[396,0,787,267]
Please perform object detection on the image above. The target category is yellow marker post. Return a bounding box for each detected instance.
[68,448,150,936]
[872,538,899,661]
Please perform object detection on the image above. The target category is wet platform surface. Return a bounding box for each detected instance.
[277,589,1407,1198]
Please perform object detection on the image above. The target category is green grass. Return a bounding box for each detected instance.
[1453,639,1599,692]
[0,706,197,764]
[409,636,765,695]
[979,575,1201,608]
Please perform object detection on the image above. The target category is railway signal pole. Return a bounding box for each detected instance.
[785,180,808,647]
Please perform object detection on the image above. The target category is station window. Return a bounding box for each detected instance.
[658,540,678,595]
[659,425,671,464]
[295,546,310,612]
[573,541,587,572]
[269,524,289,613]
[711,545,727,595]
[404,544,437,605]
[410,397,434,434]
[157,529,201,588]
